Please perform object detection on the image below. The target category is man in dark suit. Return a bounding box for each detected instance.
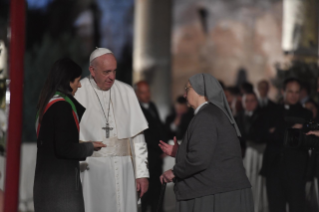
[135,81,166,212]
[257,80,277,111]
[261,78,313,212]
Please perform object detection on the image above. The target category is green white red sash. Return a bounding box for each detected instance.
[35,91,79,138]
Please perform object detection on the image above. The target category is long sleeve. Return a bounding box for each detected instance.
[173,112,217,179]
[54,102,94,159]
[131,133,149,179]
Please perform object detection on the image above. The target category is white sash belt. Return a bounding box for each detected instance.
[92,137,131,157]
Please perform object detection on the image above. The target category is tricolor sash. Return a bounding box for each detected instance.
[35,91,79,138]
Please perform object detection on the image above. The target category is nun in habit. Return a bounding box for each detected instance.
[159,73,254,212]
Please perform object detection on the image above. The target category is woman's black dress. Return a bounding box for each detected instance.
[33,95,93,212]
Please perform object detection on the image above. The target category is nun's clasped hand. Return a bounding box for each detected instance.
[160,169,175,184]
[159,136,179,157]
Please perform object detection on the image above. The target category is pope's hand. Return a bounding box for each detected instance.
[159,136,179,157]
[160,169,175,184]
[92,141,106,151]
[136,178,149,198]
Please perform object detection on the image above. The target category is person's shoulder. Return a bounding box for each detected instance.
[196,104,221,120]
[75,76,91,99]
[193,104,227,129]
[114,80,134,93]
[47,100,72,116]
[80,76,90,84]
[200,103,222,115]
[52,100,71,108]
[114,80,133,90]
[76,76,90,93]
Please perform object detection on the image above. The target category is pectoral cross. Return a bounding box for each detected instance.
[102,123,113,138]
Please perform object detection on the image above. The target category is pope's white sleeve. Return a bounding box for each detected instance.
[131,133,149,179]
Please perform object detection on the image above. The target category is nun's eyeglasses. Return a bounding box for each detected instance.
[184,86,192,93]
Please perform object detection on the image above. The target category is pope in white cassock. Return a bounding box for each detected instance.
[75,48,150,212]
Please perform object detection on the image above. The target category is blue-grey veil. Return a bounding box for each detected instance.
[189,73,241,137]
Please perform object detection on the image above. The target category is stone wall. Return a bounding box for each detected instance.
[171,0,284,100]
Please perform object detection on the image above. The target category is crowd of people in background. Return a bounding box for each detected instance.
[136,77,319,212]
[225,78,317,212]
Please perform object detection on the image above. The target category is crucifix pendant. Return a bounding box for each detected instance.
[102,123,113,138]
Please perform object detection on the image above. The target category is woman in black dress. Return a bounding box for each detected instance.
[33,58,105,212]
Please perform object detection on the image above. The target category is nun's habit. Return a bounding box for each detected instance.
[173,73,254,212]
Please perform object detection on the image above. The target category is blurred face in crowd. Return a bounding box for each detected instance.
[175,103,188,115]
[242,94,258,112]
[257,81,269,98]
[135,81,151,103]
[224,90,233,106]
[70,76,82,96]
[305,102,318,119]
[282,81,301,105]
[89,54,117,91]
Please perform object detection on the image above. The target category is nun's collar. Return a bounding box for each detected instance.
[194,101,208,115]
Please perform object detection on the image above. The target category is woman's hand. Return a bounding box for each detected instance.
[159,136,179,157]
[92,141,106,151]
[160,169,175,184]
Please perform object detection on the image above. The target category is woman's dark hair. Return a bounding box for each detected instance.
[37,58,82,123]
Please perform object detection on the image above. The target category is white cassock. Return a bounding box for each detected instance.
[75,76,149,212]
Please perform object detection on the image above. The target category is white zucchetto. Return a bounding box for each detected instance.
[89,48,113,63]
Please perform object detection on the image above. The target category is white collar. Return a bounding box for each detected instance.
[194,102,208,115]
[141,102,150,109]
[245,111,254,117]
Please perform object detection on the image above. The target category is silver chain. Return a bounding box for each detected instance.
[89,77,112,124]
